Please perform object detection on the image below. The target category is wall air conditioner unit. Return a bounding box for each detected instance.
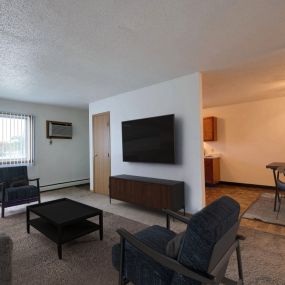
[46,121,73,139]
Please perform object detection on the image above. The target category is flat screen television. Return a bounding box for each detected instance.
[122,114,175,163]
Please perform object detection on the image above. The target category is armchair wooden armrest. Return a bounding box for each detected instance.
[0,182,5,202]
[28,178,40,199]
[116,228,218,285]
[28,178,40,187]
[28,178,40,182]
[163,209,190,229]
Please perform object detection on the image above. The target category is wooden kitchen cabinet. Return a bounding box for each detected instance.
[204,157,220,185]
[203,117,217,141]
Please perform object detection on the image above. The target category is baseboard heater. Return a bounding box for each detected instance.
[40,178,90,189]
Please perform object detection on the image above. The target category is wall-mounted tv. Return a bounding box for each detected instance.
[122,114,175,164]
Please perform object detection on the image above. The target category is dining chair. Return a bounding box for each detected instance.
[275,166,285,216]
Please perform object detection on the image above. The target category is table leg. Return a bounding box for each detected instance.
[57,226,63,259]
[273,169,279,212]
[166,213,170,229]
[99,213,103,240]
[57,244,62,260]
[26,207,30,234]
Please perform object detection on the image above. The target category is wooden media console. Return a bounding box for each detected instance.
[109,175,185,212]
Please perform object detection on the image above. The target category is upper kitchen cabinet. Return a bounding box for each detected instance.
[203,116,217,141]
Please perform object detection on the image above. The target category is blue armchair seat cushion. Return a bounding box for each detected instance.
[0,185,39,203]
[112,225,176,285]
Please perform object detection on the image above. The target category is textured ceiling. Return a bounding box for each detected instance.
[203,49,285,108]
[1,0,285,108]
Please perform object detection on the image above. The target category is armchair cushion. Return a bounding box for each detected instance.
[9,178,28,188]
[0,185,39,202]
[112,225,176,285]
[0,166,28,189]
[166,231,185,258]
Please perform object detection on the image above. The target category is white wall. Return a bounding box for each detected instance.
[89,73,205,212]
[0,98,89,190]
[203,96,285,186]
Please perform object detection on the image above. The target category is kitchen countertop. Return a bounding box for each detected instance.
[204,154,220,159]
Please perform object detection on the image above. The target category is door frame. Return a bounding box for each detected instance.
[92,111,111,193]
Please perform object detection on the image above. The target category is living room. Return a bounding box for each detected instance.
[1,1,285,285]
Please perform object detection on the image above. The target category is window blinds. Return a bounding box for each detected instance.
[0,112,35,166]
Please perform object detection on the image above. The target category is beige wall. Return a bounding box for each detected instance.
[203,96,285,186]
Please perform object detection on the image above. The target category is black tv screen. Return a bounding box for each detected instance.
[122,114,175,163]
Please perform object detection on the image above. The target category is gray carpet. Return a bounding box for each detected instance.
[1,210,285,284]
[243,193,285,226]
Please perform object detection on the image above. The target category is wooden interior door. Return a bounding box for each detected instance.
[93,112,111,195]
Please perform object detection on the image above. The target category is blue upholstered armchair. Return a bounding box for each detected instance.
[0,166,40,218]
[112,196,244,285]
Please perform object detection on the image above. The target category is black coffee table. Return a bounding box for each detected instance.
[26,198,103,259]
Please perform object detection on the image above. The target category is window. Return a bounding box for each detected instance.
[0,112,35,166]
